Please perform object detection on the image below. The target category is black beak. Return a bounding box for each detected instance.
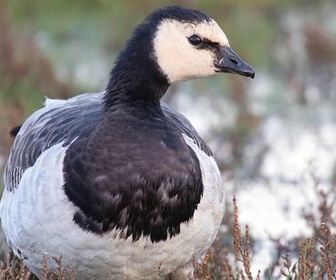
[215,46,255,79]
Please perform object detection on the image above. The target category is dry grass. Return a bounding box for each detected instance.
[1,195,336,279]
[205,192,336,280]
[279,222,336,280]
[218,196,261,280]
[0,250,32,280]
[0,252,76,280]
[232,196,257,280]
[195,252,212,280]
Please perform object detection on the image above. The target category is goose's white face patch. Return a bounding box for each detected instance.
[154,19,229,83]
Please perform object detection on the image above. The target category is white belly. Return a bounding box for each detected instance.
[0,136,224,279]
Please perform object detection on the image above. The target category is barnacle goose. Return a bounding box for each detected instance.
[0,5,254,280]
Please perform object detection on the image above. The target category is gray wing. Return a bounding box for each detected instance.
[161,103,212,156]
[4,93,104,191]
[4,92,211,191]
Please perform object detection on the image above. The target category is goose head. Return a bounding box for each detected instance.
[152,7,255,83]
[106,6,254,103]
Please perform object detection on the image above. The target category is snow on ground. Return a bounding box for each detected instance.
[261,118,336,182]
[229,119,336,275]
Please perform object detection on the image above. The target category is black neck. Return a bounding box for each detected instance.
[103,21,170,111]
[104,66,169,110]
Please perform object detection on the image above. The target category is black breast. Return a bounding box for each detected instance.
[63,104,205,242]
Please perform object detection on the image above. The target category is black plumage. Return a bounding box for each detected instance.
[5,94,210,242]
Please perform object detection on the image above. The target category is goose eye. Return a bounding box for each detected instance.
[188,35,202,46]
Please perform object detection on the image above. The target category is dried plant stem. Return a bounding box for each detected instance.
[232,196,255,280]
[233,195,243,262]
[318,223,336,280]
[195,252,211,280]
[297,238,315,280]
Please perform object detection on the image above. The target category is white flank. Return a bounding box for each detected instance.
[0,133,224,279]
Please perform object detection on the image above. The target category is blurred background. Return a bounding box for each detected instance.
[1,0,336,278]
